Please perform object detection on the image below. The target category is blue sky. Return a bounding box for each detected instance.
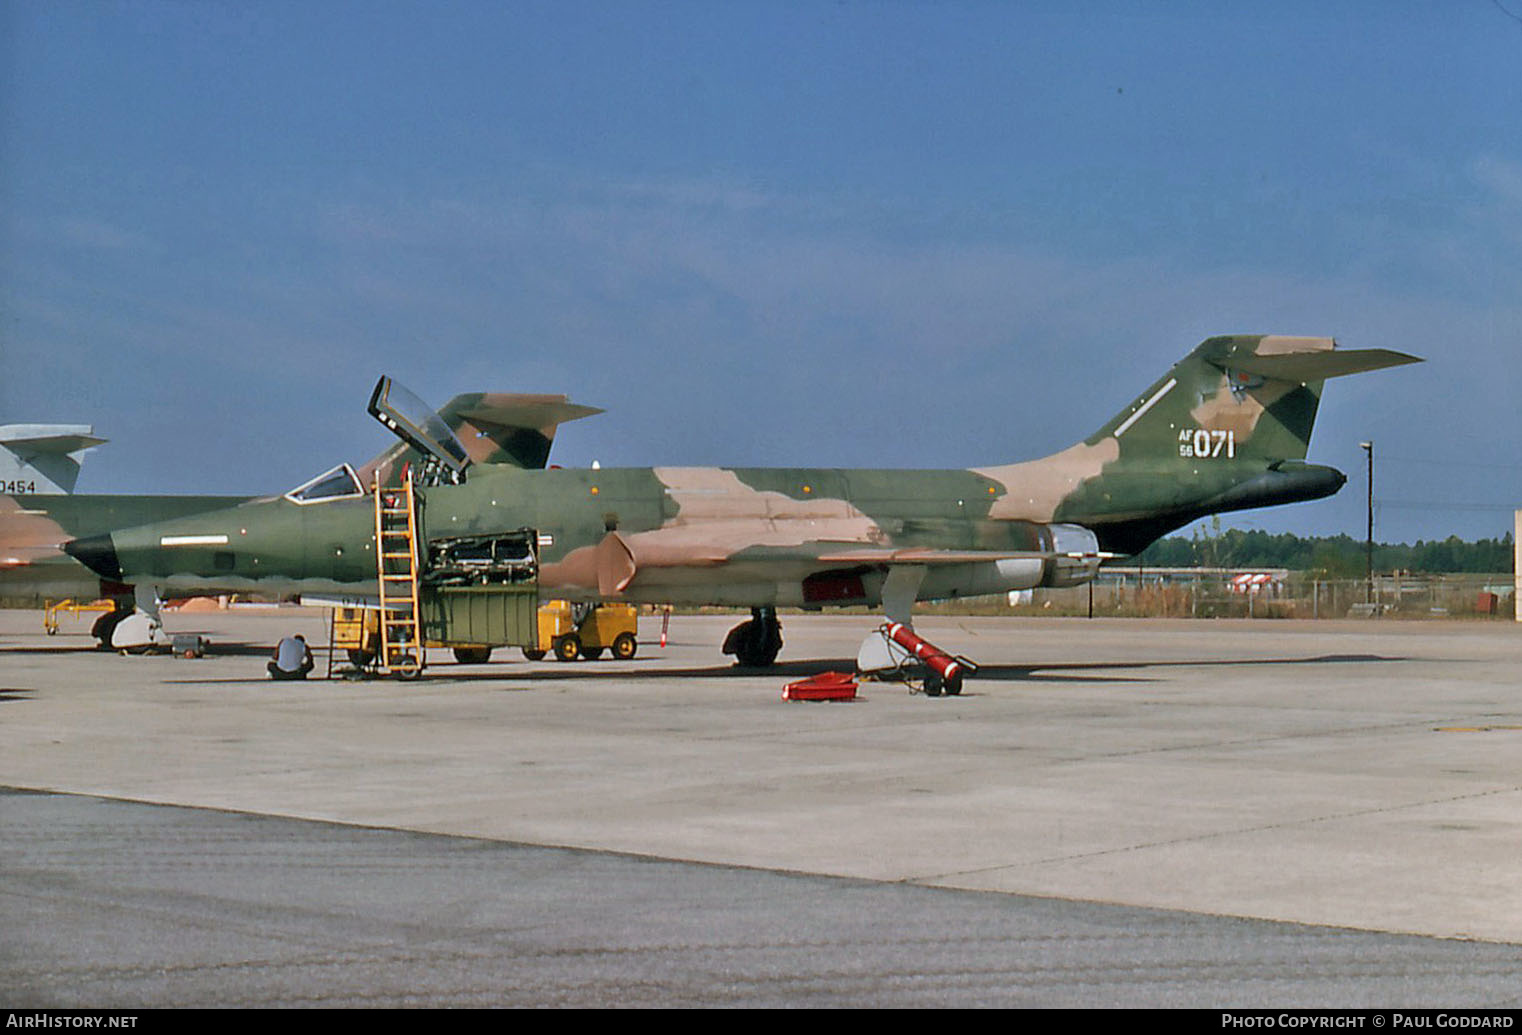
[3,1,1519,543]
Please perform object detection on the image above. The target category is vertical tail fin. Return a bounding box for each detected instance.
[1094,335,1419,464]
[0,425,108,494]
[977,335,1420,557]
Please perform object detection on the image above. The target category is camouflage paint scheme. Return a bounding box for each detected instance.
[0,494,247,603]
[65,336,1418,615]
[0,393,598,604]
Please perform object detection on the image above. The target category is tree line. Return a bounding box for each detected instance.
[1131,527,1515,575]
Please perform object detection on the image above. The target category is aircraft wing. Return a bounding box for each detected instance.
[815,546,1112,564]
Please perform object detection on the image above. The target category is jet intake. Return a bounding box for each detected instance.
[1043,523,1102,588]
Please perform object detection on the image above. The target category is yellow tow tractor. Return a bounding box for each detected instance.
[523,600,639,662]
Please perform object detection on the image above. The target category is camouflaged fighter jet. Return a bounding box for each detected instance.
[62,335,1418,664]
[1,393,599,609]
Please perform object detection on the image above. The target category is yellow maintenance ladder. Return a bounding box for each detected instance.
[374,469,425,678]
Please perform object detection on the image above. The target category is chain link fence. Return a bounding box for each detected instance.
[942,572,1518,620]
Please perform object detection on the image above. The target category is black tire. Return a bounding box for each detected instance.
[347,648,375,667]
[736,642,781,667]
[583,646,605,660]
[611,631,638,660]
[728,608,783,667]
[452,646,492,664]
[721,620,750,656]
[91,609,129,649]
[923,673,944,698]
[553,634,581,662]
[522,648,547,661]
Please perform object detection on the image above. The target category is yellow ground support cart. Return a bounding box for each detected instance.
[328,592,536,671]
[523,600,639,662]
[328,596,636,671]
[44,598,118,636]
[329,606,383,670]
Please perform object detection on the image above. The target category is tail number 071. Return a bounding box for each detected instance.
[1178,428,1236,459]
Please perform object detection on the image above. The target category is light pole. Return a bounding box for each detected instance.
[1359,440,1373,604]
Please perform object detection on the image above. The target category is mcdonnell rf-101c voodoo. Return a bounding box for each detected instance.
[62,335,1418,677]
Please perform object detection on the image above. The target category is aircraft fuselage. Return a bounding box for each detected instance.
[63,334,1419,614]
[68,456,1344,609]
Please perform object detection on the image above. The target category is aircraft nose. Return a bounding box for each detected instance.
[63,534,123,581]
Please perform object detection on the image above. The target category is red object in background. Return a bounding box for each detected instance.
[782,671,858,701]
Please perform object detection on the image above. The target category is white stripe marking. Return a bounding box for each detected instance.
[1112,378,1177,438]
[160,534,229,547]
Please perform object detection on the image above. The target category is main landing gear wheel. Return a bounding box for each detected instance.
[722,606,783,667]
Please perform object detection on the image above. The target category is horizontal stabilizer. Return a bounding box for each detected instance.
[1207,347,1421,383]
[451,396,605,433]
[0,425,108,455]
[0,424,107,493]
[440,392,603,470]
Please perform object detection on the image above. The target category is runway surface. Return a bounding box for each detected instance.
[3,608,1521,1006]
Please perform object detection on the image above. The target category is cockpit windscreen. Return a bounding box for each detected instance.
[285,463,365,504]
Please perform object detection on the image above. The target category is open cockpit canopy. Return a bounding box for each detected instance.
[367,376,472,482]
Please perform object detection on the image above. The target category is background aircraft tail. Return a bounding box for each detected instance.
[356,392,604,487]
[0,425,108,494]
